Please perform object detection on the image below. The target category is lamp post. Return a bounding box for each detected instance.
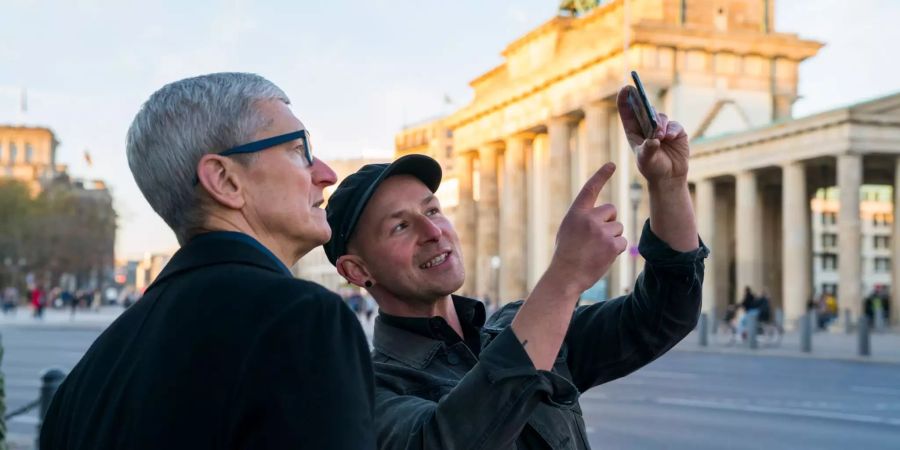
[490,255,501,313]
[629,179,643,285]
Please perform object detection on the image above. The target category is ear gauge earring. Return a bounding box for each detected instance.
[364,280,373,288]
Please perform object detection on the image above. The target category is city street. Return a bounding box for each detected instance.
[581,352,900,449]
[2,323,104,448]
[2,316,900,449]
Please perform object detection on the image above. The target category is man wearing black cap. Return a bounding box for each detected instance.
[324,86,708,449]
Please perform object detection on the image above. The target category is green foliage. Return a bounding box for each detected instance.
[0,180,116,290]
[559,0,600,16]
[0,334,7,450]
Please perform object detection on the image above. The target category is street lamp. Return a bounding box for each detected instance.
[490,255,501,313]
[629,179,643,285]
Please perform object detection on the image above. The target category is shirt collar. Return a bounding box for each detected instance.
[190,231,293,276]
[376,295,486,356]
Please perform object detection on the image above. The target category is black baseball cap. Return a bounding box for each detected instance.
[324,154,442,266]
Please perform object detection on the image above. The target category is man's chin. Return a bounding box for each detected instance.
[440,277,465,297]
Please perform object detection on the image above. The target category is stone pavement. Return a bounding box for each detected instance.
[0,305,126,329]
[3,304,898,364]
[675,327,900,365]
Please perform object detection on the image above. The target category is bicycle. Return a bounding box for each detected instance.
[714,311,783,347]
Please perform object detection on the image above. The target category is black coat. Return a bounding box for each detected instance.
[40,232,376,449]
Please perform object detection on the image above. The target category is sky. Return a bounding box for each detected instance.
[1,0,898,260]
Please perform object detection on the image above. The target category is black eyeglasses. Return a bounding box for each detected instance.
[193,130,314,185]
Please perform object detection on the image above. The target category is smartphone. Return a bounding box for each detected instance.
[628,71,658,139]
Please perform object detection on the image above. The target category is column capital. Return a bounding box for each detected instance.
[781,159,808,168]
[506,131,538,142]
[455,149,479,159]
[585,98,617,110]
[479,141,504,154]
[548,113,580,127]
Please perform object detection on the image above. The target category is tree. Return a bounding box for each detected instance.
[0,179,116,292]
[0,181,33,290]
[559,0,600,17]
[0,333,7,450]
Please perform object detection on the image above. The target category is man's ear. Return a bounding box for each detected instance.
[336,254,372,288]
[197,154,245,210]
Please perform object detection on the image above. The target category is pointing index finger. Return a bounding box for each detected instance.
[572,163,616,210]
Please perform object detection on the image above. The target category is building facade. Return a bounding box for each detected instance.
[395,0,826,315]
[0,125,65,195]
[1,124,116,292]
[810,187,893,308]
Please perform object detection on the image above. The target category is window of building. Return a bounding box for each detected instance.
[822,233,837,248]
[874,235,890,249]
[821,212,837,225]
[821,283,838,295]
[822,254,838,270]
[9,143,17,163]
[25,143,34,163]
[875,257,891,273]
[872,214,881,227]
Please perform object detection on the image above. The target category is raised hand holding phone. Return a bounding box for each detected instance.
[618,72,690,185]
[617,71,698,253]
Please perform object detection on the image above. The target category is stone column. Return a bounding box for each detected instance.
[892,157,900,326]
[548,116,573,238]
[614,112,635,295]
[695,178,717,315]
[456,151,477,296]
[735,170,763,302]
[782,161,811,329]
[476,144,500,301]
[584,102,614,204]
[584,101,615,298]
[500,135,530,301]
[838,154,863,321]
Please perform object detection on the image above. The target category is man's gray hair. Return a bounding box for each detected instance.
[126,72,289,245]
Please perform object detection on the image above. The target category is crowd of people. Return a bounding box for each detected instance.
[805,286,892,330]
[0,284,140,317]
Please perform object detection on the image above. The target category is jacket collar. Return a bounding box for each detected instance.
[145,231,291,292]
[373,318,444,370]
[372,295,485,370]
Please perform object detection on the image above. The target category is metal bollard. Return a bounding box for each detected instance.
[747,313,759,350]
[35,368,66,450]
[800,311,813,353]
[843,308,853,334]
[858,316,871,357]
[698,313,708,347]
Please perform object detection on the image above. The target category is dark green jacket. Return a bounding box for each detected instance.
[372,221,709,449]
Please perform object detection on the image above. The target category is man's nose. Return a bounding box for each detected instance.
[312,158,338,187]
[417,216,442,242]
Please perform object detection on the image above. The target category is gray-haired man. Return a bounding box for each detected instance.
[40,73,376,449]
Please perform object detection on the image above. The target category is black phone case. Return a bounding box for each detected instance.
[630,71,658,139]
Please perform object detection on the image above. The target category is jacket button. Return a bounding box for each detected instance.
[446,352,460,365]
